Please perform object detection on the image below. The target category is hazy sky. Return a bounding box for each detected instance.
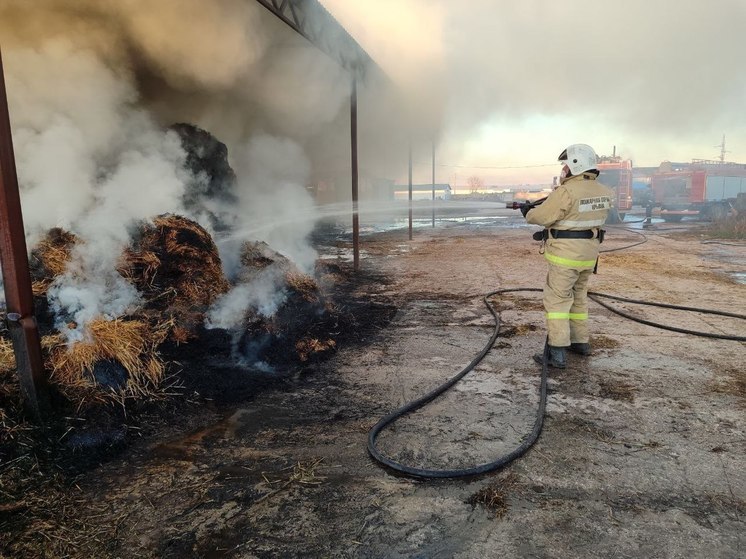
[321,0,746,185]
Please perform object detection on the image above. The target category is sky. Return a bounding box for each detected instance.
[320,0,746,186]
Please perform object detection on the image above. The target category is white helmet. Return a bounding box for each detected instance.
[558,144,598,175]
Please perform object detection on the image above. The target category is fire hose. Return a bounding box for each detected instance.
[367,233,746,479]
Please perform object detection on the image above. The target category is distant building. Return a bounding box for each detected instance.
[392,183,453,201]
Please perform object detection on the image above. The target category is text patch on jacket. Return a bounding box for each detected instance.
[578,196,612,212]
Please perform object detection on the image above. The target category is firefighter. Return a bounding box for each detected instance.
[521,144,614,368]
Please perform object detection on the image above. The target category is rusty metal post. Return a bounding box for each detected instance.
[408,141,413,241]
[0,48,48,419]
[350,76,360,271]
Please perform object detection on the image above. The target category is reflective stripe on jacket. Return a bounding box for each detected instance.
[525,173,615,269]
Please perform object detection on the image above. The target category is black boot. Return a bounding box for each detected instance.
[533,346,566,368]
[568,342,592,356]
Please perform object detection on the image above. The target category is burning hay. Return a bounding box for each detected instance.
[170,123,238,232]
[28,228,78,297]
[238,240,294,280]
[21,216,227,397]
[46,318,169,397]
[20,213,344,403]
[121,214,230,341]
[232,241,338,367]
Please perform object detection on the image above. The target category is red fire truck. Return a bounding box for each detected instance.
[596,154,633,223]
[651,161,746,221]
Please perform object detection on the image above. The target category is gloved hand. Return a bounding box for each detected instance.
[520,204,531,218]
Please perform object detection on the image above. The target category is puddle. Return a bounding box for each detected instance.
[151,408,259,460]
[701,244,746,284]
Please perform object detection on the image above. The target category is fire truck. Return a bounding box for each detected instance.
[596,153,633,223]
[651,161,746,221]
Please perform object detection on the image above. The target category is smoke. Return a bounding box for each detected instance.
[322,0,746,180]
[205,267,288,330]
[220,134,318,273]
[3,39,195,339]
[0,0,364,335]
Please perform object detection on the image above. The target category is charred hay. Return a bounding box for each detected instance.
[170,123,238,232]
[29,228,78,297]
[28,228,79,334]
[234,242,337,366]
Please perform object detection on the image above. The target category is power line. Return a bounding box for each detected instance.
[414,161,556,170]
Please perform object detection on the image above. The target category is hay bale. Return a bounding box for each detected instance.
[170,123,238,232]
[238,241,294,283]
[121,214,230,340]
[0,336,15,375]
[238,242,324,304]
[47,318,169,397]
[234,242,338,366]
[29,228,78,296]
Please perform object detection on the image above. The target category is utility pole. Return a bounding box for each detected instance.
[716,134,729,163]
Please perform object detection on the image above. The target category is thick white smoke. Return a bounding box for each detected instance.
[4,40,194,339]
[205,267,288,330]
[0,0,358,336]
[230,135,317,272]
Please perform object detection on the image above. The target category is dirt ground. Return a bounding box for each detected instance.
[3,211,745,558]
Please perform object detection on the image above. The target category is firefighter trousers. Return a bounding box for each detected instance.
[543,264,593,347]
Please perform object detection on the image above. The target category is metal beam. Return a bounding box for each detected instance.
[0,48,48,419]
[254,0,374,82]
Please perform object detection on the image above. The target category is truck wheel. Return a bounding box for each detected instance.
[663,215,683,222]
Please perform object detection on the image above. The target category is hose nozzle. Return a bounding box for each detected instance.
[507,197,548,211]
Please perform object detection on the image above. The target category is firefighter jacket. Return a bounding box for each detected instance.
[525,173,614,270]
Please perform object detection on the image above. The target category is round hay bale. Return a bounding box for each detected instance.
[121,214,230,340]
[170,123,238,232]
[234,242,337,367]
[46,318,169,398]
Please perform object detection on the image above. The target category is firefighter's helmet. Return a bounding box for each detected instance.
[557,144,598,175]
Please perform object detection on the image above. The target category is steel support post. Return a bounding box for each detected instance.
[350,77,360,271]
[408,142,413,241]
[0,49,48,419]
[431,140,435,227]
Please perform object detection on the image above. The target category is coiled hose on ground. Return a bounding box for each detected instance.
[367,228,746,479]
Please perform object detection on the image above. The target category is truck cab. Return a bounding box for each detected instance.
[652,161,746,221]
[596,156,633,223]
